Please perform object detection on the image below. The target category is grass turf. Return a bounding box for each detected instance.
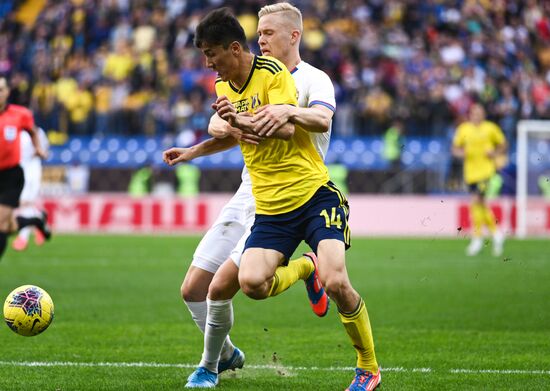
[0,235,549,390]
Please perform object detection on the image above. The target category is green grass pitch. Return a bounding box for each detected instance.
[0,235,549,390]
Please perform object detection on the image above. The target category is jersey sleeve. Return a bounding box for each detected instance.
[490,122,506,146]
[267,68,297,106]
[307,70,336,112]
[20,107,35,132]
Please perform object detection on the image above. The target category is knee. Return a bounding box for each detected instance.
[180,280,192,301]
[239,276,268,300]
[180,280,202,302]
[208,280,226,301]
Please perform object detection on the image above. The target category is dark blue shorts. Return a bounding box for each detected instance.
[244,182,351,261]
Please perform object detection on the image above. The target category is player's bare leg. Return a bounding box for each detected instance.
[316,239,380,390]
[238,248,284,299]
[181,266,215,303]
[209,259,241,301]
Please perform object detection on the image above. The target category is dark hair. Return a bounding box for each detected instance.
[194,7,249,51]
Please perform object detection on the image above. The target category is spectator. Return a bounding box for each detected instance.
[0,0,549,140]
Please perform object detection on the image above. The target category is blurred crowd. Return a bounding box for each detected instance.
[2,0,550,142]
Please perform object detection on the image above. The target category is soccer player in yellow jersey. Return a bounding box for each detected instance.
[452,103,507,256]
[171,6,380,390]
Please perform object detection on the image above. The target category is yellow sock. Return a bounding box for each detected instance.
[471,203,485,237]
[339,299,379,373]
[268,256,314,297]
[482,206,497,234]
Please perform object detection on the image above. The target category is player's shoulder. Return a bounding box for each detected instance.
[295,61,333,86]
[7,104,32,117]
[255,55,285,75]
[297,61,328,77]
[482,120,500,130]
[456,121,471,132]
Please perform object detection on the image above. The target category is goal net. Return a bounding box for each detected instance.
[516,120,550,238]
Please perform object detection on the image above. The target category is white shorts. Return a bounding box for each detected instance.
[229,225,252,268]
[191,182,255,273]
[20,159,42,203]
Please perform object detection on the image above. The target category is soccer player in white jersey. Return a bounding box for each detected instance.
[164,4,379,390]
[12,127,49,251]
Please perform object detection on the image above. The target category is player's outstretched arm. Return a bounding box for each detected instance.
[252,104,333,136]
[163,137,238,166]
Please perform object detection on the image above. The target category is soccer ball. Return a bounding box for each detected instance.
[3,285,54,336]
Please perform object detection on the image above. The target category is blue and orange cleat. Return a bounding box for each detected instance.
[217,347,245,374]
[185,367,218,388]
[346,368,381,391]
[303,252,329,317]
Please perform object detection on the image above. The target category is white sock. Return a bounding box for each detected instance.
[18,227,31,241]
[199,299,234,373]
[19,206,41,218]
[185,300,208,332]
[185,299,234,362]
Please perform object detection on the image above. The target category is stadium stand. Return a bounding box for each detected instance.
[1,0,549,194]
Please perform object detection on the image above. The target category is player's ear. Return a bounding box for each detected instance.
[230,41,241,56]
[290,30,300,45]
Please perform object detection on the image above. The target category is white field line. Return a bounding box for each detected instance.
[0,361,548,375]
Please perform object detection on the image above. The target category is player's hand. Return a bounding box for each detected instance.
[252,104,291,137]
[163,147,194,166]
[212,96,237,126]
[228,126,263,145]
[486,150,497,159]
[35,148,48,160]
[226,113,263,145]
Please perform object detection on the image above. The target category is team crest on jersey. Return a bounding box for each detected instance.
[3,125,17,141]
[234,98,249,113]
[250,93,261,110]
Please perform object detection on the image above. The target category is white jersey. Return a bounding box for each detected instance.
[292,60,336,160]
[19,128,49,203]
[192,60,336,271]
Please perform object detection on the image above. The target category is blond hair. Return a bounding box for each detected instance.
[258,2,303,32]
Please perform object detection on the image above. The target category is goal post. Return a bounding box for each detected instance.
[516,120,550,238]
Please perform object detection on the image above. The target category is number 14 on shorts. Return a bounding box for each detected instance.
[320,207,342,229]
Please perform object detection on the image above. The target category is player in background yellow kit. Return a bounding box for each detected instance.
[452,103,507,256]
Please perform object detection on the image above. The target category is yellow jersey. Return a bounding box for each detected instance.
[215,55,329,215]
[452,120,506,184]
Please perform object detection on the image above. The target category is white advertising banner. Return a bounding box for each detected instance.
[40,194,549,236]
